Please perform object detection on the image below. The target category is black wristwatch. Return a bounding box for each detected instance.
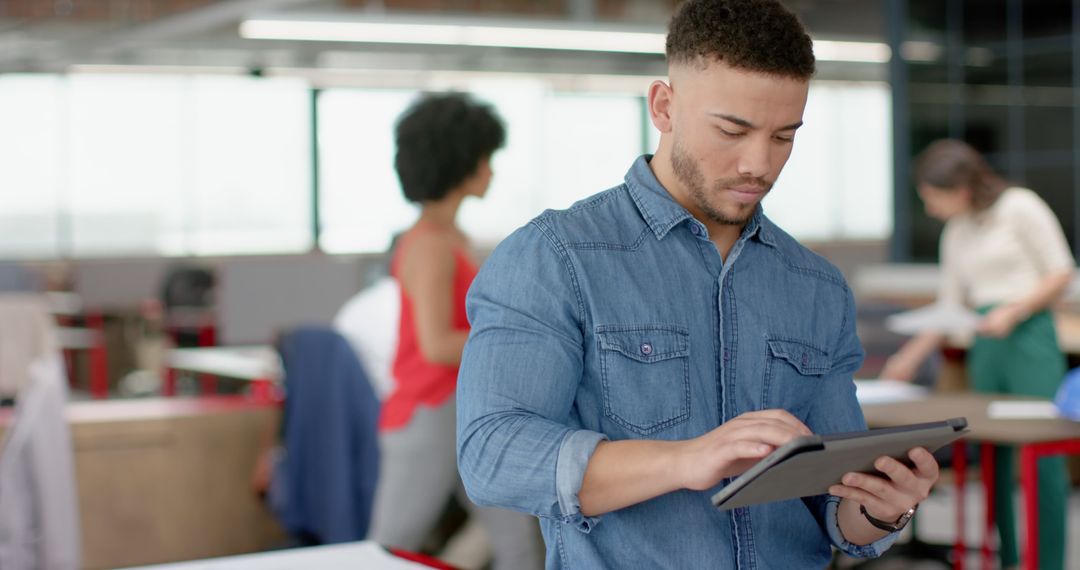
[860,504,917,532]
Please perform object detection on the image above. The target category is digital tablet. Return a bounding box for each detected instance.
[711,417,968,510]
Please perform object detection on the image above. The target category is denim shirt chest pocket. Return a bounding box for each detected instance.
[762,338,832,420]
[596,324,690,435]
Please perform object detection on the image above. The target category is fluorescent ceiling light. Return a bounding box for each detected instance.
[68,63,248,75]
[240,18,665,54]
[812,40,891,64]
[240,15,889,63]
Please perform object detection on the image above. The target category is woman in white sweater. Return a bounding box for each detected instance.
[882,139,1074,570]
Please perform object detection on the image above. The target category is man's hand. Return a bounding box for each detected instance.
[580,409,811,516]
[675,409,811,491]
[828,447,940,524]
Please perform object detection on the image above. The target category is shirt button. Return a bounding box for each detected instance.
[690,224,701,236]
[723,349,730,361]
[801,353,809,365]
[640,343,653,356]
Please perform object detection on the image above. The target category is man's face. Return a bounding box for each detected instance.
[665,60,809,226]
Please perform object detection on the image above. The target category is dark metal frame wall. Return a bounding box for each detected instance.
[888,0,1080,261]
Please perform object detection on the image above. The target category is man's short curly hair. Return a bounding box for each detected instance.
[666,0,815,79]
[394,92,506,203]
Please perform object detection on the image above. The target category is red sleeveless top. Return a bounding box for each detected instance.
[379,225,478,432]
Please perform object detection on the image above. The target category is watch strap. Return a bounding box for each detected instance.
[859,503,916,532]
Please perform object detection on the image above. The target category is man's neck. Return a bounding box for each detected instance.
[709,225,743,262]
[648,151,746,262]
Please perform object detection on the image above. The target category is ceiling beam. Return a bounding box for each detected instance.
[0,0,328,70]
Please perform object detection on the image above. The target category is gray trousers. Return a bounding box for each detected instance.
[368,398,544,570]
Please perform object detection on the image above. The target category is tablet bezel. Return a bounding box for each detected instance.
[710,417,968,510]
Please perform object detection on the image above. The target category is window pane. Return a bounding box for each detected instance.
[317,89,417,254]
[67,75,188,257]
[768,81,893,241]
[188,76,313,255]
[64,74,312,257]
[318,84,650,253]
[541,93,644,211]
[0,75,64,259]
[459,79,548,247]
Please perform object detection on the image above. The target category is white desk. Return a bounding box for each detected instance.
[165,346,281,402]
[120,541,432,570]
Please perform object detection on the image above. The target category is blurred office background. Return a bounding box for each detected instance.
[1,1,1079,568]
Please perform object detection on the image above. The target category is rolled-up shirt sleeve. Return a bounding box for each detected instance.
[457,218,606,532]
[824,496,899,558]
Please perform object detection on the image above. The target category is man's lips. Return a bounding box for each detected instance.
[726,185,767,201]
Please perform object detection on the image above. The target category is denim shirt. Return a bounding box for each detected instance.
[457,156,897,569]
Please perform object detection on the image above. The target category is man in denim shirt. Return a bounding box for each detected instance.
[457,0,940,567]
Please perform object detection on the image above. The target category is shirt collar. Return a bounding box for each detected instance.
[624,154,777,248]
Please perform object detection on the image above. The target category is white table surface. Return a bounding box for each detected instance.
[120,541,432,570]
[854,379,930,406]
[166,345,281,381]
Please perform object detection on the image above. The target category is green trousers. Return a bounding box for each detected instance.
[968,309,1068,570]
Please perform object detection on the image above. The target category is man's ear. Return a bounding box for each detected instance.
[648,79,674,134]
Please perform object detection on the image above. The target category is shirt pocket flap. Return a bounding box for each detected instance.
[767,339,831,375]
[597,327,689,363]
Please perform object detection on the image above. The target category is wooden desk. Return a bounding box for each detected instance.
[119,541,441,570]
[165,346,280,402]
[0,397,284,569]
[863,393,1080,570]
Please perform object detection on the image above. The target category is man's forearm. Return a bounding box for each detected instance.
[836,497,892,545]
[578,411,815,517]
[578,439,685,517]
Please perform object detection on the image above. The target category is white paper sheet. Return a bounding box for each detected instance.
[986,400,1061,420]
[885,303,982,336]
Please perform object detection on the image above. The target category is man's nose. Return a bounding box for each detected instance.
[735,138,770,180]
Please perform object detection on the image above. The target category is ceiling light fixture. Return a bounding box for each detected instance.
[239,15,891,63]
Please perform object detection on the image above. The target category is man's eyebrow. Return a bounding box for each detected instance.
[712,113,754,128]
[711,113,803,132]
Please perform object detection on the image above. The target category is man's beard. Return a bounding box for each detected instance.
[671,139,771,226]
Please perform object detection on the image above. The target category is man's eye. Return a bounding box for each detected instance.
[719,128,746,137]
